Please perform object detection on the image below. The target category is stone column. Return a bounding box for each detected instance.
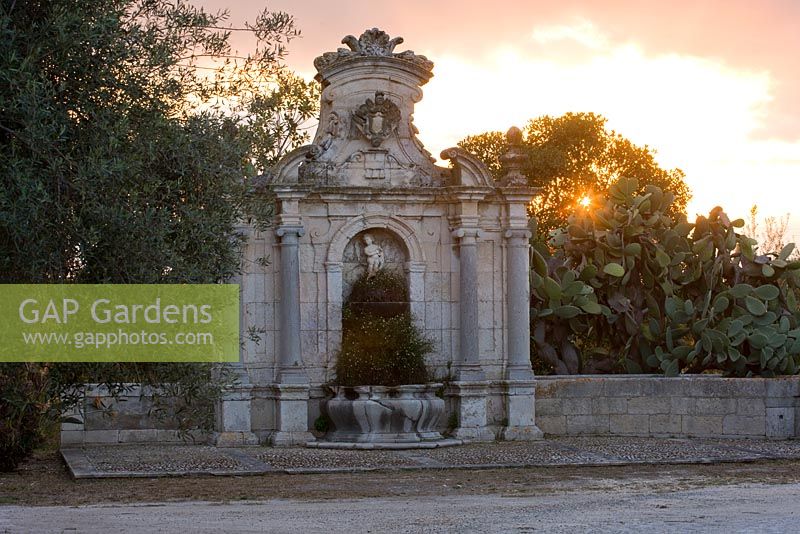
[499,225,543,441]
[270,189,313,446]
[406,261,426,331]
[497,126,543,441]
[214,239,258,447]
[446,208,492,442]
[276,225,307,384]
[452,228,484,382]
[504,228,535,382]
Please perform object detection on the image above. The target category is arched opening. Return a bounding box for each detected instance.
[341,228,409,302]
[324,215,427,381]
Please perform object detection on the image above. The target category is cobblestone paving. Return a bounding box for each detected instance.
[83,445,250,473]
[64,437,800,478]
[549,437,763,463]
[713,439,800,458]
[255,448,419,470]
[423,440,606,466]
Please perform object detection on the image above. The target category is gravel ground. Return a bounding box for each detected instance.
[5,449,800,509]
[422,440,605,466]
[715,438,800,458]
[3,481,800,533]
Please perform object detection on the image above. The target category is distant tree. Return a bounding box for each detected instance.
[458,112,691,241]
[744,205,799,259]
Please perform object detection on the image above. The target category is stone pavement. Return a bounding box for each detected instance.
[61,436,800,478]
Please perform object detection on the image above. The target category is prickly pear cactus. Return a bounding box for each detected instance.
[656,211,800,376]
[531,176,800,376]
[544,177,688,372]
[530,244,607,374]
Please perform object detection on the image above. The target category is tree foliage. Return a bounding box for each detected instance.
[1,0,317,283]
[0,0,318,469]
[458,112,691,241]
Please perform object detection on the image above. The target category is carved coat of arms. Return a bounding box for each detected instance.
[352,91,401,147]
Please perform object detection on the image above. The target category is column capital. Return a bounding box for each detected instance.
[504,228,532,240]
[446,186,490,203]
[276,225,305,238]
[272,187,310,201]
[451,227,481,241]
[498,186,541,202]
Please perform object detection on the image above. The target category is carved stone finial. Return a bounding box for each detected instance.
[506,126,523,146]
[314,28,433,74]
[341,28,404,56]
[499,126,529,187]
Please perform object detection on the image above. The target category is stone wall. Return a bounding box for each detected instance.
[63,376,800,445]
[61,385,207,446]
[535,375,800,439]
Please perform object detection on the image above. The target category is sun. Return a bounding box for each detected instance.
[579,195,592,208]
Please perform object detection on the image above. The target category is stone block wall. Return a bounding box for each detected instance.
[239,202,512,388]
[535,375,800,439]
[60,385,207,446]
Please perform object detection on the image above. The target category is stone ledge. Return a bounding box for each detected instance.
[306,438,463,450]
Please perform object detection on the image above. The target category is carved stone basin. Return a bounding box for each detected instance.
[323,384,445,443]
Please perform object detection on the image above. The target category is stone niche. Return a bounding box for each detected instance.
[225,28,544,447]
[342,228,407,300]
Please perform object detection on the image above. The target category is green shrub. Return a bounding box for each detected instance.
[0,361,232,471]
[314,413,331,433]
[347,269,409,303]
[335,270,432,386]
[0,364,53,472]
[335,311,432,387]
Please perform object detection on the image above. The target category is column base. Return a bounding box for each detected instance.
[455,364,486,382]
[505,365,535,382]
[215,385,256,447]
[450,426,495,441]
[501,379,543,441]
[270,383,312,447]
[446,380,494,442]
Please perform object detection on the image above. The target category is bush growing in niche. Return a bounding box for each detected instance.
[335,271,432,386]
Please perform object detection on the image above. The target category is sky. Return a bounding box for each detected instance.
[198,0,800,242]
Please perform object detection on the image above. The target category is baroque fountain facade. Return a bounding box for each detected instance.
[218,28,543,446]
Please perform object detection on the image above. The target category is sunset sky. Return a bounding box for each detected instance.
[199,0,800,242]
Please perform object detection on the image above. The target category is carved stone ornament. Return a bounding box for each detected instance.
[352,91,401,147]
[313,28,434,74]
[499,126,529,187]
[298,145,337,184]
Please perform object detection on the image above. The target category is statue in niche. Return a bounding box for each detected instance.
[362,233,385,277]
